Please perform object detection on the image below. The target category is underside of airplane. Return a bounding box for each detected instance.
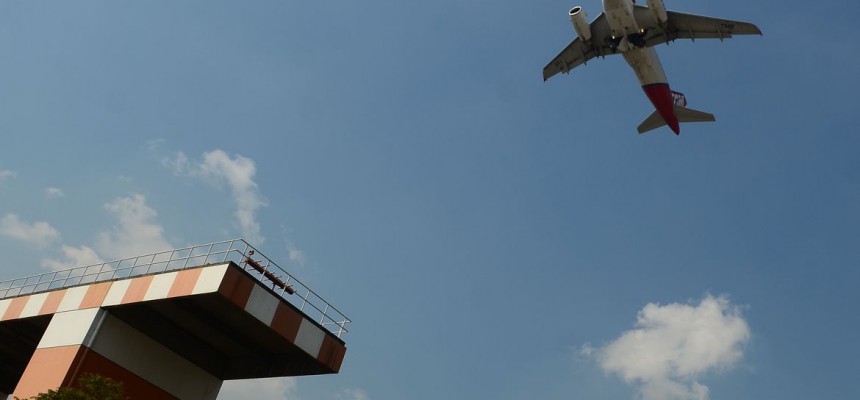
[543,0,762,135]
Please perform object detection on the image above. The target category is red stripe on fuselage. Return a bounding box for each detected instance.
[642,83,680,134]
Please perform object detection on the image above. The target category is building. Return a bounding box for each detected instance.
[0,239,349,399]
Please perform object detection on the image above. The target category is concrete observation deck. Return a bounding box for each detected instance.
[0,239,350,399]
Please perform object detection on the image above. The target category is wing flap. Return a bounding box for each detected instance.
[542,12,615,81]
[543,39,593,81]
[662,11,762,42]
[630,6,762,47]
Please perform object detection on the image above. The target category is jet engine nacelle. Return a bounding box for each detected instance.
[569,6,591,42]
[646,0,668,24]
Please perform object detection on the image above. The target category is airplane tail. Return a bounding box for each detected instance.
[638,106,716,134]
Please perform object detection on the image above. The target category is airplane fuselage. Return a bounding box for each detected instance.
[603,0,680,133]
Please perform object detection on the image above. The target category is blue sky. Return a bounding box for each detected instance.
[0,0,859,399]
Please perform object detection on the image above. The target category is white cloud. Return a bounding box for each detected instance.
[578,343,595,358]
[337,388,369,400]
[0,170,14,183]
[40,194,173,271]
[147,138,166,151]
[588,294,750,400]
[287,241,305,267]
[162,151,189,174]
[41,245,103,271]
[218,377,297,400]
[288,247,304,266]
[0,214,60,247]
[96,194,173,260]
[280,226,306,268]
[166,150,267,245]
[45,187,66,199]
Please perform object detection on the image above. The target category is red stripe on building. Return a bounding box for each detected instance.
[218,267,255,309]
[39,290,67,316]
[70,347,179,400]
[317,335,347,373]
[13,345,178,400]
[81,282,112,309]
[167,268,204,298]
[13,345,82,398]
[2,296,29,321]
[121,276,155,304]
[271,302,303,341]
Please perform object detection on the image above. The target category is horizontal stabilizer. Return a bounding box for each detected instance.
[638,110,666,134]
[675,106,716,124]
[638,106,716,134]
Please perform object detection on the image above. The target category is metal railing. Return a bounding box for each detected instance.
[0,239,351,338]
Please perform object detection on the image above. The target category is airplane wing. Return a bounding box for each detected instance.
[633,7,762,47]
[543,8,761,81]
[543,13,616,81]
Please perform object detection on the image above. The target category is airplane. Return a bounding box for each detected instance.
[543,0,762,135]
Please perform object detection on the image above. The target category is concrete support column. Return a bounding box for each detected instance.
[13,308,221,400]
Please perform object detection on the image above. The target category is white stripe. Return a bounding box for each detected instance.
[19,293,49,318]
[102,280,131,307]
[0,299,12,319]
[245,285,279,325]
[38,308,102,349]
[294,319,325,358]
[91,314,222,400]
[144,272,179,301]
[192,264,229,295]
[57,286,88,312]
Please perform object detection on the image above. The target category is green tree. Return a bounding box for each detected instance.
[16,373,127,400]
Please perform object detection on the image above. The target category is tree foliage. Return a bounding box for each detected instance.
[16,373,127,400]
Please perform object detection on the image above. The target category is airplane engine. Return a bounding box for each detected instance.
[646,0,668,24]
[569,6,591,42]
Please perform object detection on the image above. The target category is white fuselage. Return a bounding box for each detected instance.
[603,0,641,38]
[603,0,667,86]
[602,0,679,133]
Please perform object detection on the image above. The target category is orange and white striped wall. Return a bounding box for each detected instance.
[0,262,346,400]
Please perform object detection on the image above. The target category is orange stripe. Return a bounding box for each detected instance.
[39,290,67,315]
[218,267,254,309]
[167,268,204,298]
[317,335,347,373]
[12,345,179,400]
[12,345,83,398]
[121,276,155,304]
[80,282,112,309]
[2,296,29,321]
[271,303,303,341]
[330,344,346,373]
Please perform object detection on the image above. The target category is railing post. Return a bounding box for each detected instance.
[203,243,214,265]
[222,241,231,262]
[300,291,310,312]
[320,305,330,324]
